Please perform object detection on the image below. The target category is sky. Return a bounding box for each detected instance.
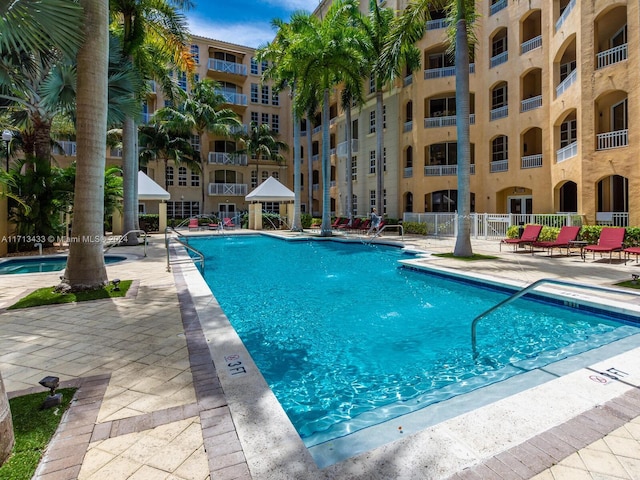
[186,0,322,49]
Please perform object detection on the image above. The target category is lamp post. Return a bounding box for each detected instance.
[1,130,12,171]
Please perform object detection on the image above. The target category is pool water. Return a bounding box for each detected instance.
[0,255,127,274]
[189,235,640,443]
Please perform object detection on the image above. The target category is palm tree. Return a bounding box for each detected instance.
[152,79,240,208]
[292,0,366,236]
[385,0,477,256]
[109,0,194,244]
[237,122,288,189]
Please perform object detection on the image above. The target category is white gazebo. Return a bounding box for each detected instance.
[245,176,295,230]
[113,171,170,234]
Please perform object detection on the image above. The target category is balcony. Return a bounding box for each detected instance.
[403,74,413,86]
[404,167,413,178]
[230,124,248,135]
[208,183,248,196]
[312,125,322,135]
[556,69,576,97]
[424,63,475,80]
[424,164,475,176]
[521,36,542,55]
[207,152,248,165]
[207,58,247,76]
[490,51,508,68]
[521,95,542,112]
[521,154,542,169]
[424,114,476,128]
[330,147,337,156]
[490,0,507,16]
[216,91,248,106]
[556,141,577,162]
[54,141,77,156]
[490,159,508,173]
[426,18,448,30]
[555,0,575,31]
[336,139,359,157]
[597,43,627,70]
[312,154,320,162]
[403,121,413,132]
[596,129,628,150]
[490,105,508,121]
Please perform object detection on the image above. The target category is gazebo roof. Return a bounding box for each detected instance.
[245,176,294,202]
[138,171,170,200]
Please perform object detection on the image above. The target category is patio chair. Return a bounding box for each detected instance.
[583,227,625,262]
[188,218,199,231]
[223,217,236,229]
[499,224,543,251]
[623,246,640,265]
[531,225,581,256]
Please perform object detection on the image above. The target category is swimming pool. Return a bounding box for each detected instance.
[188,235,640,446]
[0,254,128,274]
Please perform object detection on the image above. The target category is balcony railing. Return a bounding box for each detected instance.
[521,35,542,55]
[336,139,359,157]
[521,95,542,112]
[556,141,577,162]
[403,74,413,86]
[54,141,77,156]
[424,164,475,176]
[490,105,508,121]
[426,18,448,30]
[597,43,628,70]
[490,159,508,173]
[596,212,629,227]
[229,124,248,135]
[490,51,508,68]
[424,114,475,128]
[490,0,507,16]
[404,167,413,178]
[312,154,319,162]
[312,125,322,135]
[330,147,337,156]
[301,130,307,137]
[207,152,248,165]
[208,183,248,196]
[403,120,413,132]
[216,91,248,106]
[424,63,475,79]
[207,58,247,76]
[109,148,122,158]
[555,0,576,31]
[597,129,628,150]
[521,154,543,169]
[556,69,576,97]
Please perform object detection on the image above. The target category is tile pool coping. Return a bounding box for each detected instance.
[175,234,640,478]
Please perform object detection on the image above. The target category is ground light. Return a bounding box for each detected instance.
[38,376,61,409]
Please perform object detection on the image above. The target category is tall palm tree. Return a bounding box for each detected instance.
[152,79,240,208]
[109,0,194,244]
[292,0,366,236]
[384,0,477,256]
[237,121,288,189]
[65,0,110,288]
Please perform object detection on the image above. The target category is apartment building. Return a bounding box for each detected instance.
[311,0,638,226]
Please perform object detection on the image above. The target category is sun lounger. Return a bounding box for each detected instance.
[583,227,625,262]
[623,246,640,265]
[188,218,199,231]
[499,224,543,251]
[531,225,581,256]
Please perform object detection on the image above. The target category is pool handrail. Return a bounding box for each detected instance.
[471,278,640,357]
[164,227,204,273]
[104,229,147,257]
[372,224,404,240]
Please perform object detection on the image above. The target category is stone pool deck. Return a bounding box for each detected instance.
[0,230,638,479]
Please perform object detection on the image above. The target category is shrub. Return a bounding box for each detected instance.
[301,213,313,229]
[138,214,159,232]
[403,221,427,235]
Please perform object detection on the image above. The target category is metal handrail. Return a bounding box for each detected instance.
[105,229,147,256]
[471,278,640,356]
[372,224,404,240]
[164,227,204,273]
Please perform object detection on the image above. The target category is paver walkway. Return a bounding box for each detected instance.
[0,231,638,479]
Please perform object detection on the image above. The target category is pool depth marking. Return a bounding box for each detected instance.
[224,354,247,376]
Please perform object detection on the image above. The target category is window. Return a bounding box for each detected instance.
[352,194,358,213]
[560,119,577,147]
[272,91,279,106]
[250,57,258,75]
[369,150,376,174]
[178,72,187,91]
[492,84,507,108]
[251,111,259,124]
[261,60,268,73]
[612,99,628,131]
[383,147,387,172]
[167,201,200,218]
[191,170,200,187]
[261,171,269,183]
[429,142,458,165]
[272,114,279,133]
[193,73,199,85]
[351,156,357,181]
[369,190,376,210]
[272,171,279,180]
[369,111,376,134]
[251,170,257,188]
[166,166,174,186]
[262,85,269,104]
[369,73,375,93]
[383,105,387,129]
[560,61,576,81]
[492,34,507,56]
[250,83,259,103]
[191,134,200,152]
[492,136,508,161]
[261,112,269,125]
[178,167,187,186]
[190,44,199,64]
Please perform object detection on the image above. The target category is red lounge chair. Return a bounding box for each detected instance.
[188,218,199,231]
[223,217,236,229]
[499,224,543,251]
[532,225,581,256]
[348,218,363,231]
[359,219,371,231]
[623,247,640,265]
[333,218,349,229]
[583,227,625,262]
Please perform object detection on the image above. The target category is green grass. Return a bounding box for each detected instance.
[615,280,640,289]
[0,388,76,479]
[8,280,132,310]
[433,253,498,261]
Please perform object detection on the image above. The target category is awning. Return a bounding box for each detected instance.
[245,176,294,202]
[138,171,170,200]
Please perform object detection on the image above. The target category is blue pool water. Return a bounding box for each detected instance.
[188,235,640,443]
[0,255,127,274]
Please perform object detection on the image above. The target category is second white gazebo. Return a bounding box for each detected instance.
[245,176,295,230]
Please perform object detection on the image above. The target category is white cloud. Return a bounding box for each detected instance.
[188,16,278,49]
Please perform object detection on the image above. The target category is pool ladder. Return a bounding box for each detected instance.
[471,278,640,358]
[164,227,205,273]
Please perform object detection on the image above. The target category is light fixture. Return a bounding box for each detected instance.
[111,278,121,291]
[38,376,61,409]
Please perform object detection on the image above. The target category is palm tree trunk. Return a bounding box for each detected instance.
[0,370,14,466]
[345,104,354,224]
[121,116,138,244]
[320,88,332,236]
[375,88,384,215]
[453,9,473,257]
[65,0,109,289]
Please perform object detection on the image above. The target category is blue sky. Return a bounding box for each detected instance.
[187,0,321,48]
